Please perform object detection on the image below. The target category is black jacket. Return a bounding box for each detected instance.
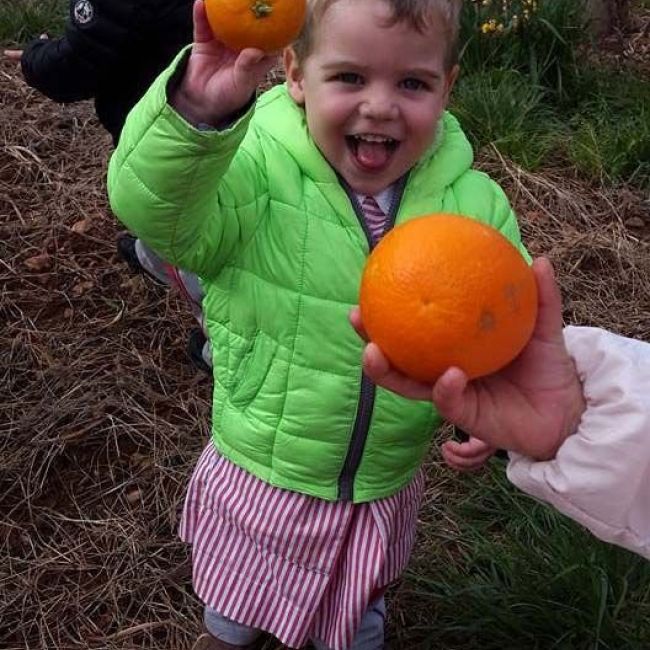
[21,0,193,144]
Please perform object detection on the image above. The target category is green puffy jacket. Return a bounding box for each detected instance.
[108,55,529,503]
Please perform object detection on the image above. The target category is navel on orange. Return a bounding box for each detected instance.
[359,214,538,383]
[204,0,307,52]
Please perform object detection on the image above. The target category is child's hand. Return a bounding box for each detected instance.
[441,437,496,472]
[3,49,23,61]
[171,0,278,127]
[350,258,586,461]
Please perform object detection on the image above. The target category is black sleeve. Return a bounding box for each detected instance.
[20,0,140,103]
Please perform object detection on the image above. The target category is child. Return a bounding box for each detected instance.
[4,0,212,372]
[107,0,531,647]
[356,257,650,561]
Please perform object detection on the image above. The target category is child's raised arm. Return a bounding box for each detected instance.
[108,0,278,279]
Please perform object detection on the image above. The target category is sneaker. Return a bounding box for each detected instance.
[188,328,212,376]
[116,234,142,272]
[116,234,165,284]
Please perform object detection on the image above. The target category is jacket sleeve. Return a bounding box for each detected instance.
[107,48,268,279]
[449,169,531,263]
[20,0,139,103]
[507,326,650,559]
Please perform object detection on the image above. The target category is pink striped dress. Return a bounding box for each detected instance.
[180,190,425,649]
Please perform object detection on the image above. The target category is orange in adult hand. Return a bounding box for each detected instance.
[359,214,538,383]
[204,0,307,52]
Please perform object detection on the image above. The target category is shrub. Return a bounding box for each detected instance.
[459,0,587,99]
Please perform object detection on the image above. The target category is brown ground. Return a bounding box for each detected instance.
[1,37,649,650]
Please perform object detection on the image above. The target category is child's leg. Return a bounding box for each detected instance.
[311,597,385,650]
[200,606,263,649]
[118,235,213,370]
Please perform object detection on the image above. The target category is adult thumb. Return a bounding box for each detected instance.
[431,367,475,430]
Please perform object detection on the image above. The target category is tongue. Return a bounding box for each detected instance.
[356,141,391,170]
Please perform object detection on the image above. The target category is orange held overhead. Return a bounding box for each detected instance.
[359,214,538,383]
[204,0,307,52]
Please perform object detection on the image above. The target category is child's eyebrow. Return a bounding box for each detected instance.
[403,68,442,81]
[320,60,442,82]
[320,59,367,72]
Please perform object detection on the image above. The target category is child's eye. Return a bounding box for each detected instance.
[334,72,364,85]
[400,78,429,91]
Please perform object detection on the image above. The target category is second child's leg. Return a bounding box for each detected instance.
[312,597,386,650]
[117,235,212,373]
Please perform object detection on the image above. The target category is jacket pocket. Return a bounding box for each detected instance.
[230,332,278,409]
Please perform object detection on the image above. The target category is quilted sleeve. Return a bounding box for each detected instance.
[508,326,650,559]
[107,48,268,279]
[485,179,531,263]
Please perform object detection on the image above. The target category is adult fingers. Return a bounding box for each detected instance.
[363,343,431,400]
[349,306,369,342]
[531,257,564,343]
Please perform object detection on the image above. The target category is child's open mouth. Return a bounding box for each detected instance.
[347,134,399,171]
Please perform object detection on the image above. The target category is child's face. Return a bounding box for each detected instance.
[285,0,458,196]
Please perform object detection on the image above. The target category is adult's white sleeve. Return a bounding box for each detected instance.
[507,326,650,559]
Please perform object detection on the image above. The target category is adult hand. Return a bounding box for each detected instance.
[171,0,278,126]
[351,258,586,461]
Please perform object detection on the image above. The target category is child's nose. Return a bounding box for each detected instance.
[359,90,398,121]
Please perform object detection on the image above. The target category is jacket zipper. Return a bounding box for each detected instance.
[337,174,409,501]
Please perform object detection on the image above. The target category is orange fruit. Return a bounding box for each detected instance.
[205,0,307,52]
[359,214,538,383]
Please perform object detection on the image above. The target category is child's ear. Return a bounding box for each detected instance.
[443,64,460,103]
[284,47,305,105]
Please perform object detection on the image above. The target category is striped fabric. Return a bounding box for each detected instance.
[361,195,387,244]
[180,444,424,650]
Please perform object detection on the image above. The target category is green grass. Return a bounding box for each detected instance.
[451,70,559,170]
[0,0,67,47]
[398,464,650,649]
[451,43,650,190]
[567,71,650,189]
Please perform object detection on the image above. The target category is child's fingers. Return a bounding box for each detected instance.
[363,343,431,400]
[441,445,488,472]
[235,48,278,79]
[441,439,494,471]
[193,0,214,44]
[531,257,564,343]
[3,49,23,61]
[348,307,369,341]
[443,437,492,458]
